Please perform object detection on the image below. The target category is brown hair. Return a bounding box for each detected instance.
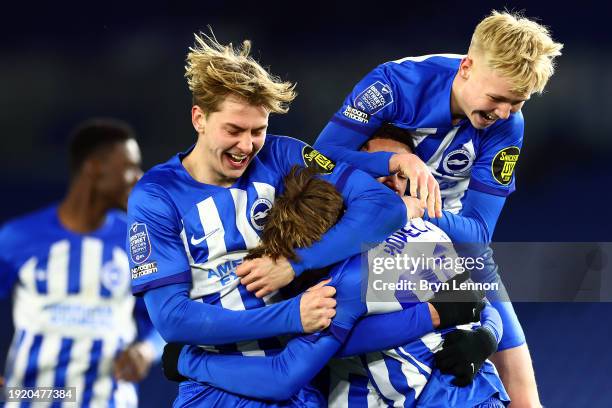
[246,166,344,261]
[185,32,297,114]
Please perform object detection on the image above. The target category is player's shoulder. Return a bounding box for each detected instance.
[257,134,307,161]
[105,209,129,231]
[0,204,58,246]
[381,54,463,77]
[481,110,524,145]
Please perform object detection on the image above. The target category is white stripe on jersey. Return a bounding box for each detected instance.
[219,287,264,356]
[47,239,70,298]
[387,348,429,400]
[229,188,262,248]
[180,225,196,264]
[17,256,37,294]
[5,331,34,389]
[81,237,103,298]
[252,182,275,203]
[65,338,93,405]
[365,352,406,407]
[196,196,227,259]
[392,53,464,64]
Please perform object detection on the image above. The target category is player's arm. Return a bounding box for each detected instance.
[128,184,323,345]
[435,302,503,386]
[314,64,441,216]
[237,137,408,297]
[422,113,524,244]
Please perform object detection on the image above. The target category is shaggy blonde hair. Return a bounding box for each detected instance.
[185,32,297,114]
[469,10,563,96]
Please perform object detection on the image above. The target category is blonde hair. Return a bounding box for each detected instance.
[469,10,563,96]
[185,32,297,114]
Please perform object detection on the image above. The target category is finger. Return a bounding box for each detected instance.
[235,262,252,277]
[246,280,266,293]
[321,298,337,308]
[255,287,271,298]
[409,171,418,198]
[418,171,428,207]
[239,270,259,286]
[434,183,443,218]
[325,308,337,319]
[322,318,332,329]
[307,279,332,292]
[426,177,436,218]
[319,286,336,297]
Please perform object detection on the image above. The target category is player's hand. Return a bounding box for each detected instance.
[389,153,442,218]
[300,279,337,333]
[162,343,187,383]
[237,256,295,298]
[113,342,154,382]
[430,274,485,329]
[434,327,498,387]
[402,196,425,219]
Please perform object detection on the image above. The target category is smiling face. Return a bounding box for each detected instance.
[453,53,529,129]
[191,94,269,186]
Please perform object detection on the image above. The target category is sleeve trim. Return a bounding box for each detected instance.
[468,179,515,197]
[132,270,192,296]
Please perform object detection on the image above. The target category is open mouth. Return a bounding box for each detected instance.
[224,152,250,169]
[479,111,497,122]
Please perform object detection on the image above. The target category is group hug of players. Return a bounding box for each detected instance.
[1,9,562,408]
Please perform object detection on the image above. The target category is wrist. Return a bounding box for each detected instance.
[428,303,440,328]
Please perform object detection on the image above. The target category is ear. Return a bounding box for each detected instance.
[191,105,206,133]
[458,56,473,80]
[82,157,102,179]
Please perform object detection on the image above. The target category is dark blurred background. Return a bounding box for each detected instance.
[1,0,610,406]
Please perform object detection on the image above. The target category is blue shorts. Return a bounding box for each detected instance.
[474,396,506,407]
[174,380,325,408]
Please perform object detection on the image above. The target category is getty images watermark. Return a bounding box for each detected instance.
[362,240,501,304]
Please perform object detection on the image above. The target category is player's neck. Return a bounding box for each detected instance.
[450,74,467,126]
[58,180,108,234]
[183,143,235,187]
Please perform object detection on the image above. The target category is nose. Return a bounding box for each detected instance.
[236,133,254,154]
[383,174,402,195]
[494,103,512,120]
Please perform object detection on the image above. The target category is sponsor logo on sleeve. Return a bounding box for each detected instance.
[131,261,158,279]
[129,222,152,264]
[301,146,336,174]
[250,198,273,231]
[343,106,369,124]
[354,81,394,114]
[491,146,520,185]
[442,148,474,176]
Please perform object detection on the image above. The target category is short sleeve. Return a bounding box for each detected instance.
[469,112,524,197]
[127,184,191,295]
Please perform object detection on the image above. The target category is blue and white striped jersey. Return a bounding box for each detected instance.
[328,219,508,407]
[316,54,524,214]
[127,135,405,358]
[0,206,142,407]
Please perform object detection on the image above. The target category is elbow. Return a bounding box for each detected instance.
[271,378,304,401]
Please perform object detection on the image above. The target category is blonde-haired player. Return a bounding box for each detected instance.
[315,10,562,407]
[128,32,408,407]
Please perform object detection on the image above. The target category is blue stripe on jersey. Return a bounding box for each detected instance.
[67,239,81,294]
[23,334,43,387]
[359,355,394,407]
[236,285,283,354]
[107,340,125,408]
[50,338,73,408]
[100,242,114,298]
[348,373,370,408]
[383,354,417,405]
[35,256,49,294]
[81,339,103,407]
[394,347,430,378]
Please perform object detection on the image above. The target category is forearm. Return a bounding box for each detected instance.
[423,189,505,244]
[337,302,433,357]
[314,121,391,177]
[179,335,342,401]
[144,283,303,345]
